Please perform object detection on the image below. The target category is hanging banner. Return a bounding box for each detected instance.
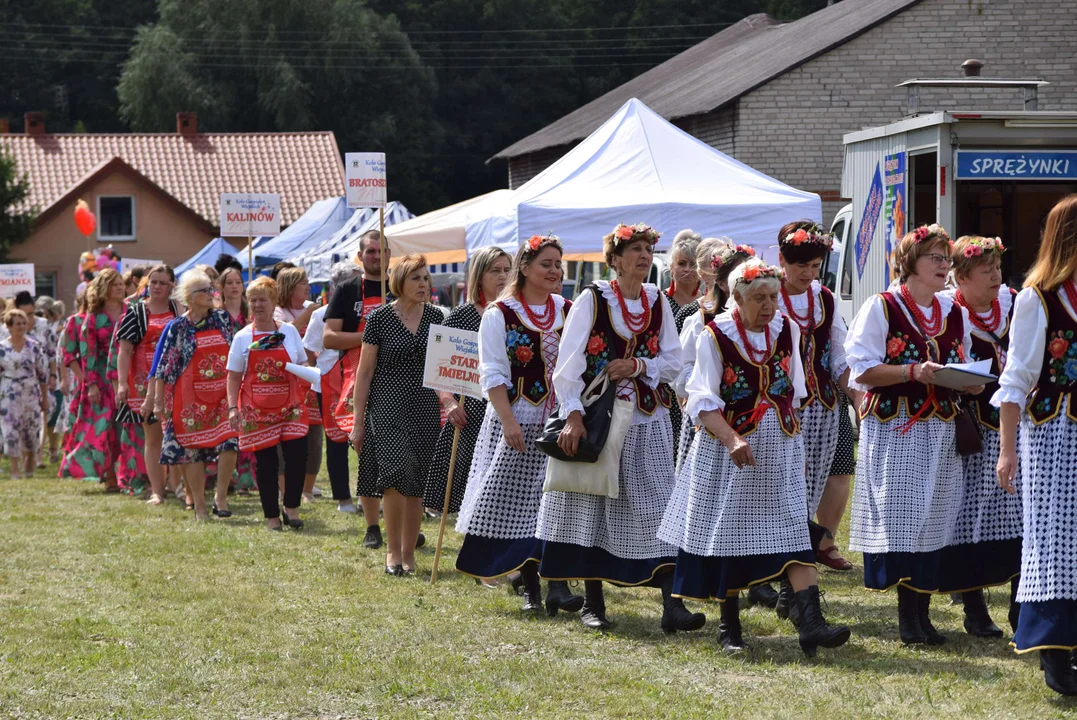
[0,263,35,298]
[883,152,907,285]
[422,325,482,400]
[219,194,281,237]
[345,153,387,209]
[854,165,885,280]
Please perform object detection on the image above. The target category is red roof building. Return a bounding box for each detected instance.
[1,112,344,302]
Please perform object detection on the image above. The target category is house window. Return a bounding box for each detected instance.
[35,271,57,299]
[97,196,136,240]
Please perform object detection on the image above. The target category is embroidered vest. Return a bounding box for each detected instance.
[860,291,963,424]
[708,318,799,437]
[580,287,673,415]
[791,287,839,411]
[966,288,1016,431]
[1026,288,1077,425]
[498,300,570,406]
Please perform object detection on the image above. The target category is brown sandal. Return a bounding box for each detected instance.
[815,546,854,571]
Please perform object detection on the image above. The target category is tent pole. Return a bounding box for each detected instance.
[379,207,386,302]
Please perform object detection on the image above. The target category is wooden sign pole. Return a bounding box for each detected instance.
[430,423,461,584]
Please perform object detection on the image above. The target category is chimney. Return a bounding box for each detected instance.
[176,112,198,136]
[961,59,984,77]
[24,112,45,136]
[0,118,9,134]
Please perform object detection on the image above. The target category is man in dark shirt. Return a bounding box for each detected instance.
[323,229,392,548]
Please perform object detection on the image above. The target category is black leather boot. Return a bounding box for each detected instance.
[961,589,1003,638]
[794,586,850,657]
[917,591,947,645]
[775,577,801,626]
[718,596,749,652]
[1008,576,1020,634]
[897,586,927,645]
[1041,650,1077,696]
[747,583,779,609]
[520,563,542,612]
[659,573,706,634]
[545,580,584,617]
[580,580,612,629]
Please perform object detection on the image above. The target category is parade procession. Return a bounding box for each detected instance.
[4,0,1077,716]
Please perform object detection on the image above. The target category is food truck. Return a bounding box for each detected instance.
[831,67,1077,322]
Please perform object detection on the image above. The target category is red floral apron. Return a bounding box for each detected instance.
[287,316,323,427]
[321,352,348,443]
[173,327,238,449]
[332,294,383,434]
[128,311,172,415]
[238,340,308,452]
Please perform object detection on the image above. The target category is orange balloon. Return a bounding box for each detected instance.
[74,204,97,236]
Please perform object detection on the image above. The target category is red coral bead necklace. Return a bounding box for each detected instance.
[611,280,651,334]
[780,285,815,335]
[953,289,1001,334]
[732,308,772,364]
[517,292,556,331]
[898,283,942,336]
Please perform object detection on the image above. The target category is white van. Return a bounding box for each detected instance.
[828,203,855,325]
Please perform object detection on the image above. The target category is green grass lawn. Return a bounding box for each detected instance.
[0,460,1072,719]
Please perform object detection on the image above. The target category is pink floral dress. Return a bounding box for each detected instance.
[59,310,121,481]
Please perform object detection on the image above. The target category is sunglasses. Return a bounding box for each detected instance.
[191,287,216,296]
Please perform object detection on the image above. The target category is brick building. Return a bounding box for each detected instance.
[494,0,1077,224]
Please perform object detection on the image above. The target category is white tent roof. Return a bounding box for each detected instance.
[294,201,413,281]
[386,189,512,264]
[466,98,821,263]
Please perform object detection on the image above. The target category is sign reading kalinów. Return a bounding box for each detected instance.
[219,193,282,237]
[345,153,387,209]
[955,150,1077,181]
[422,325,482,400]
[0,264,34,299]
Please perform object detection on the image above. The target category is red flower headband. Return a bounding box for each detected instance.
[525,233,563,254]
[959,236,1006,258]
[781,224,833,249]
[912,223,951,245]
[710,244,756,271]
[607,223,661,248]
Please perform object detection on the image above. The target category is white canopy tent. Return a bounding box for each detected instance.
[293,201,413,281]
[385,189,512,265]
[466,98,821,263]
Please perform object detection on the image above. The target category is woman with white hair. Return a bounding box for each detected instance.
[149,269,239,521]
[659,259,851,656]
[665,229,703,314]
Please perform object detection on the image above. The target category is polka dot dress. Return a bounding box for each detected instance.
[828,393,856,476]
[355,303,442,499]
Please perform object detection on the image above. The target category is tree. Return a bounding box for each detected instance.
[0,150,38,262]
[117,0,444,211]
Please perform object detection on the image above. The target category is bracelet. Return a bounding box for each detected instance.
[228,406,239,410]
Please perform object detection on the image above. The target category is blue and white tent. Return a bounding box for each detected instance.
[174,237,244,276]
[295,201,413,281]
[250,196,352,267]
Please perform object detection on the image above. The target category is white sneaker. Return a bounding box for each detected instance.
[337,502,358,514]
[312,485,323,497]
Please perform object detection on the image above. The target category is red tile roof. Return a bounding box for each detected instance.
[0,131,344,228]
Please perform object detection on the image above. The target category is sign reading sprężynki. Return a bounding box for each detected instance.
[219,193,281,237]
[955,150,1077,181]
[422,325,482,400]
[345,153,387,209]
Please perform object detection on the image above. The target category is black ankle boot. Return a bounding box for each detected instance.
[545,580,584,617]
[520,564,542,612]
[747,583,779,609]
[794,586,850,657]
[1041,650,1077,696]
[961,589,1003,638]
[897,586,927,645]
[917,592,947,645]
[1008,577,1020,634]
[580,580,612,629]
[718,596,749,652]
[659,573,706,634]
[775,577,800,626]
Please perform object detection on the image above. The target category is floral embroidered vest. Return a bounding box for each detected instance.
[707,318,799,437]
[966,288,1016,431]
[797,287,839,411]
[581,286,673,415]
[1026,288,1077,425]
[860,291,963,424]
[498,300,570,406]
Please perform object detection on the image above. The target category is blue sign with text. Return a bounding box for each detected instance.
[955,150,1077,181]
[854,165,884,281]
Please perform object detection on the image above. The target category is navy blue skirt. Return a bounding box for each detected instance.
[455,534,540,579]
[538,541,674,586]
[862,550,943,592]
[1014,600,1077,653]
[671,549,816,602]
[936,538,1021,593]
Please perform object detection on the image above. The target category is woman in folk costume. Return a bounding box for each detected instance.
[148,270,239,521]
[937,235,1022,638]
[845,224,981,645]
[539,223,704,634]
[455,236,583,613]
[996,194,1077,696]
[226,276,309,531]
[775,221,856,572]
[215,265,257,495]
[114,265,179,504]
[659,259,850,656]
[59,269,124,489]
[662,230,702,460]
[674,238,737,334]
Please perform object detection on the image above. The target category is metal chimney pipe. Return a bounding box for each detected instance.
[961,59,984,77]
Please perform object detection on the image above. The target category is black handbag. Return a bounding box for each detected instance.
[953,399,984,457]
[535,374,615,463]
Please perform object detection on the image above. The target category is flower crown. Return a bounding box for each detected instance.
[781,224,833,249]
[710,244,756,271]
[607,223,661,248]
[912,223,951,245]
[958,236,1006,258]
[729,259,783,289]
[525,233,563,254]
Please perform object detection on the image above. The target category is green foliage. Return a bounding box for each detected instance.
[0,150,37,262]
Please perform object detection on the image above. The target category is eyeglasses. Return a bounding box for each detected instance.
[923,253,954,267]
[191,287,216,295]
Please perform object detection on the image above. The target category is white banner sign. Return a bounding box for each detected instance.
[219,193,281,237]
[422,325,482,400]
[345,152,387,209]
[0,263,35,299]
[120,258,163,271]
